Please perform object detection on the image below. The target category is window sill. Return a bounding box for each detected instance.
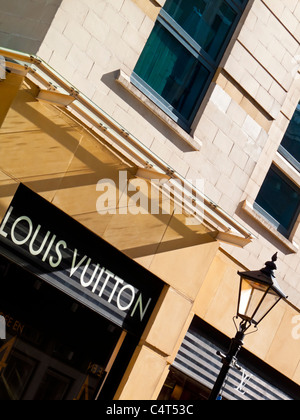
[152,0,165,6]
[241,199,299,254]
[116,70,202,151]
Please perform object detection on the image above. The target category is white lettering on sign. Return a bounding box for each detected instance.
[11,216,33,245]
[0,206,13,238]
[0,206,151,323]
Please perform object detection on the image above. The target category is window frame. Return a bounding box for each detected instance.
[278,144,300,173]
[254,164,300,238]
[278,102,300,172]
[131,0,249,132]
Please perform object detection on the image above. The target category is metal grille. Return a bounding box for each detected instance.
[173,329,292,400]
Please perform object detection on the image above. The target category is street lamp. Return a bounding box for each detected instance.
[208,253,287,401]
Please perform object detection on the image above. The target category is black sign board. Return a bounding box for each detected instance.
[0,184,163,335]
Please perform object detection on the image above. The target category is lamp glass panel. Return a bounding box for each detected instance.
[238,278,268,321]
[238,278,282,325]
[251,290,281,325]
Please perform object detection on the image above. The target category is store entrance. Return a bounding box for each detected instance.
[0,255,125,400]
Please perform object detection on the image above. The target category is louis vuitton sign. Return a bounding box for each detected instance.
[0,184,163,335]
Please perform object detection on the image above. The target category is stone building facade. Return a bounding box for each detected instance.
[0,0,300,400]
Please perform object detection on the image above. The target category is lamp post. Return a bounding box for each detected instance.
[208,253,287,401]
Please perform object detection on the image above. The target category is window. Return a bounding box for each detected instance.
[132,0,248,131]
[158,368,211,400]
[254,165,300,237]
[278,103,300,172]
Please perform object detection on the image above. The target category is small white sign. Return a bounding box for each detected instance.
[0,56,6,80]
[0,316,6,339]
[235,368,253,395]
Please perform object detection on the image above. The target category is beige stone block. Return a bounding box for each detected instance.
[103,212,172,255]
[0,90,83,183]
[235,44,259,76]
[210,84,231,113]
[213,130,233,156]
[115,345,168,400]
[0,171,11,182]
[122,23,146,55]
[142,287,193,356]
[43,27,72,59]
[121,0,145,28]
[74,211,114,238]
[103,5,127,37]
[229,144,249,171]
[254,42,273,70]
[149,218,219,298]
[244,10,257,31]
[0,73,24,129]
[98,176,174,252]
[133,254,155,270]
[242,115,262,140]
[139,14,155,38]
[1,87,77,134]
[252,0,272,23]
[37,43,54,63]
[244,301,286,361]
[60,0,90,24]
[240,72,260,99]
[48,51,76,82]
[167,153,189,178]
[85,10,110,43]
[223,79,244,105]
[50,7,69,33]
[223,55,244,84]
[265,306,300,379]
[198,252,242,336]
[218,194,237,215]
[238,25,259,54]
[192,114,218,144]
[255,86,275,114]
[194,253,227,319]
[64,19,91,50]
[295,2,300,20]
[0,178,18,222]
[293,359,300,385]
[66,45,94,77]
[269,80,286,105]
[50,124,134,216]
[0,129,78,179]
[54,166,120,216]
[215,175,237,199]
[254,66,273,91]
[261,0,284,18]
[204,102,233,134]
[281,7,299,37]
[207,150,233,178]
[226,100,247,127]
[19,173,68,203]
[52,170,105,216]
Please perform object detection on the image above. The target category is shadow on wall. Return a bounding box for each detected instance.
[0,0,63,54]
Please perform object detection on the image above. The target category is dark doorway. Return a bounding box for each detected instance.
[0,255,125,400]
